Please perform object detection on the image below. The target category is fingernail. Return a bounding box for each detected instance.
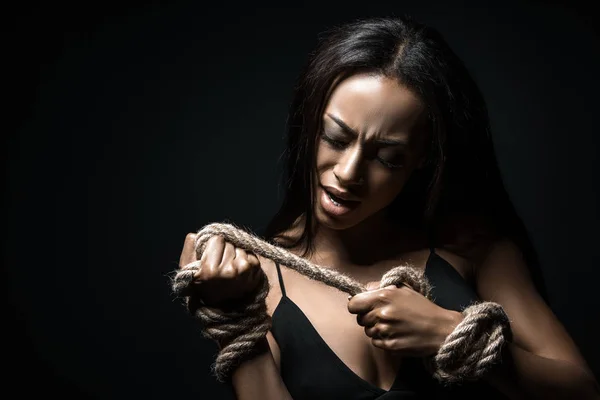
[347,295,352,300]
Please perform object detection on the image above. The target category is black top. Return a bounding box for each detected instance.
[270,243,508,399]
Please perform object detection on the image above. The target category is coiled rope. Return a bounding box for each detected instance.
[172,223,510,383]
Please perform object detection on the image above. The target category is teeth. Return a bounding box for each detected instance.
[327,192,342,206]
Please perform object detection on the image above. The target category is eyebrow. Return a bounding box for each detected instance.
[325,113,409,146]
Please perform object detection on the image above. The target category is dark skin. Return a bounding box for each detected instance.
[180,73,599,399]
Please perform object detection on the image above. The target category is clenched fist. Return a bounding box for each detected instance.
[179,233,264,307]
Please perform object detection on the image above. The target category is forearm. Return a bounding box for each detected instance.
[483,340,600,399]
[230,338,293,400]
[441,310,599,399]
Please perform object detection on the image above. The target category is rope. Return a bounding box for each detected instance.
[171,223,510,383]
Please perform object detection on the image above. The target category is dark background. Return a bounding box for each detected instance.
[4,1,599,398]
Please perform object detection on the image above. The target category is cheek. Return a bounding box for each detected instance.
[368,173,408,204]
[316,143,335,173]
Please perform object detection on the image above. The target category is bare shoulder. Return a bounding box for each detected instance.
[436,212,497,262]
[427,212,498,283]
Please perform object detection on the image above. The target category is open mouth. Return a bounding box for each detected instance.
[326,191,346,206]
[318,184,361,217]
[323,187,360,207]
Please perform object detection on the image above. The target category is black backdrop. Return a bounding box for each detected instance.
[5,1,600,398]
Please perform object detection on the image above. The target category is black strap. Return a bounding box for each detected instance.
[275,262,287,297]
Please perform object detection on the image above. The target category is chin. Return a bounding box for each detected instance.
[316,214,361,231]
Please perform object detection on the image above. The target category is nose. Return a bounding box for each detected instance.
[333,146,365,187]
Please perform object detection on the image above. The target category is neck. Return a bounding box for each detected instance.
[311,210,415,268]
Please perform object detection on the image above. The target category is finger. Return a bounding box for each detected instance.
[248,253,266,281]
[246,252,263,283]
[235,252,263,289]
[233,248,250,275]
[197,236,225,280]
[235,249,260,276]
[365,281,380,291]
[365,323,392,340]
[371,338,390,351]
[356,309,379,327]
[348,286,396,314]
[347,291,379,315]
[247,252,260,269]
[372,336,408,354]
[219,242,237,278]
[179,233,197,268]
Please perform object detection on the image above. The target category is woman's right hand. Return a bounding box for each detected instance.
[179,233,264,307]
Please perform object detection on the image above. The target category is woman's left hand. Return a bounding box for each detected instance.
[347,283,464,358]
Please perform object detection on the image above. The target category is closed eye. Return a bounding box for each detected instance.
[376,157,404,169]
[321,132,404,169]
[321,133,348,149]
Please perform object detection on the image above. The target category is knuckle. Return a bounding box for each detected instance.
[378,324,391,336]
[377,307,390,319]
[219,263,236,278]
[185,232,196,243]
[249,255,261,268]
[200,256,218,272]
[390,338,404,351]
[234,257,250,270]
[377,339,392,350]
[377,291,389,301]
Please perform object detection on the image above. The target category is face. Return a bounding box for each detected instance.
[314,73,429,230]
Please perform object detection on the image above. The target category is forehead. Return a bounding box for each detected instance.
[323,73,425,140]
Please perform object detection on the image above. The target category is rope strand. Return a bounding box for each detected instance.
[171,222,510,383]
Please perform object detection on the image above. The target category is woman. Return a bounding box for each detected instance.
[178,16,599,399]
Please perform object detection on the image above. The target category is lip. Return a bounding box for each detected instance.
[319,186,361,217]
[321,185,361,202]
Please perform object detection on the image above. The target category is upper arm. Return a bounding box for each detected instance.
[474,239,590,372]
[265,331,282,370]
[256,255,283,371]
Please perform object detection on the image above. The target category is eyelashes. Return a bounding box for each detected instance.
[320,133,347,149]
[377,157,404,170]
[320,133,404,169]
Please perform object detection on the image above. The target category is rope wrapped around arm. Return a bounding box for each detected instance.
[171,223,511,383]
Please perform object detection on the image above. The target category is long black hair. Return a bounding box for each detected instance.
[263,16,549,302]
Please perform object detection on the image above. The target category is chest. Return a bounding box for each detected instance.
[271,248,475,391]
